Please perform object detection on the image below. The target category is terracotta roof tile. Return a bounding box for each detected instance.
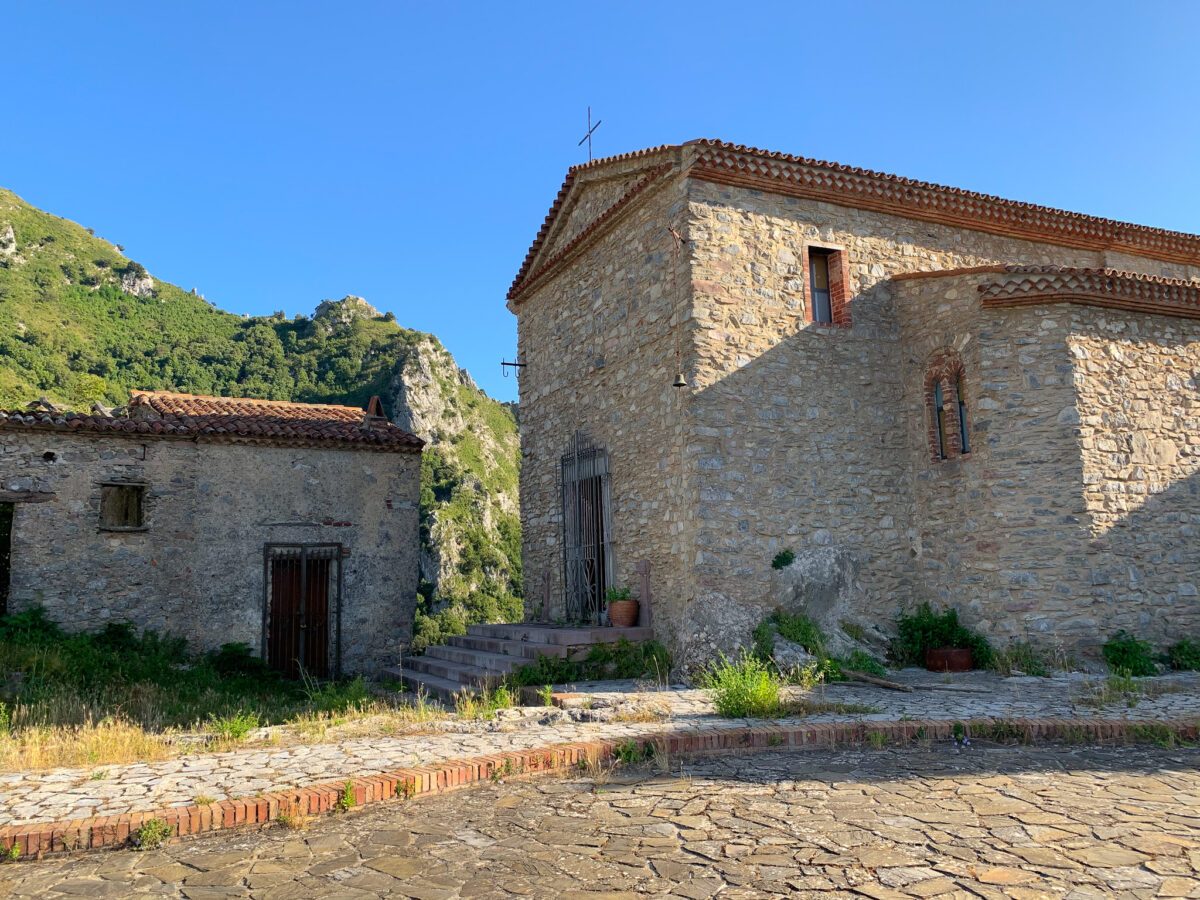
[508,139,1200,301]
[0,391,423,452]
[978,266,1200,319]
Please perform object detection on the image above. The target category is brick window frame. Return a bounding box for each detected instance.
[801,243,852,328]
[924,349,970,463]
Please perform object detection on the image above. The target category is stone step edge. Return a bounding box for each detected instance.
[2,715,1196,861]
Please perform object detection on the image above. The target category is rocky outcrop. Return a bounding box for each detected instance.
[119,263,155,298]
[0,224,16,257]
[677,592,762,677]
[312,295,381,330]
[678,546,889,677]
[384,333,522,645]
[769,547,891,658]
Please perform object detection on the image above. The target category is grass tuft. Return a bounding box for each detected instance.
[132,818,172,851]
[696,654,782,719]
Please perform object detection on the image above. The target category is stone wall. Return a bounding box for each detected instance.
[1070,307,1200,642]
[0,432,421,673]
[896,274,1200,649]
[513,170,697,647]
[514,150,1200,661]
[896,274,1089,644]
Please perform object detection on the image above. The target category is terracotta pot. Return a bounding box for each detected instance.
[608,599,639,628]
[924,646,973,672]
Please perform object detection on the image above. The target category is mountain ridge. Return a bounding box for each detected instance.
[0,186,521,648]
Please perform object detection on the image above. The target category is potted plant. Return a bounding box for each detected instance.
[894,603,992,673]
[606,586,639,628]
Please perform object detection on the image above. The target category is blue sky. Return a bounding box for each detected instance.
[5,2,1198,402]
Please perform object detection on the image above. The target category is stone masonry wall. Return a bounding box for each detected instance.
[681,175,1199,643]
[0,432,420,673]
[896,274,1092,645]
[1069,307,1200,642]
[515,150,1200,661]
[514,171,697,648]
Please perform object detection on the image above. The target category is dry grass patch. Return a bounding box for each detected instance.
[0,718,175,771]
[611,700,670,723]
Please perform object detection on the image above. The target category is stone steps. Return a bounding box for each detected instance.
[446,634,572,659]
[390,622,654,702]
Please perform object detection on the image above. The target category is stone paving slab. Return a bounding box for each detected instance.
[0,670,1197,831]
[6,743,1200,898]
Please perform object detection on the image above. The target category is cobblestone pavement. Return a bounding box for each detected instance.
[5,744,1200,898]
[2,670,1198,828]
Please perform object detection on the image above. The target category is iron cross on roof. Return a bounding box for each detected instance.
[577,106,602,161]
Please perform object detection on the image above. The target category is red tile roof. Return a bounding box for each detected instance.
[507,146,679,303]
[508,140,1200,301]
[978,266,1200,320]
[0,391,423,452]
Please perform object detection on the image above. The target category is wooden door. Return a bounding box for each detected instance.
[266,546,339,679]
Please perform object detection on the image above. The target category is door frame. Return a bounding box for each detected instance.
[262,543,344,679]
[560,433,614,625]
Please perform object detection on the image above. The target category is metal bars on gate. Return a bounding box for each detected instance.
[560,431,613,625]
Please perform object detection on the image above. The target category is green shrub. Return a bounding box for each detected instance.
[605,586,632,602]
[337,780,356,812]
[303,676,369,713]
[752,611,825,660]
[892,603,993,668]
[838,650,887,678]
[207,710,260,740]
[696,654,782,718]
[774,612,825,656]
[132,818,172,850]
[1102,631,1157,676]
[0,606,377,734]
[770,549,795,570]
[1167,638,1200,671]
[507,639,670,687]
[614,740,653,765]
[209,642,270,676]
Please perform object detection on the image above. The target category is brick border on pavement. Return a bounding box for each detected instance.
[2,715,1196,860]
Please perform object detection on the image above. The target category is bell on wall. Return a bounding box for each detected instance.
[672,372,688,388]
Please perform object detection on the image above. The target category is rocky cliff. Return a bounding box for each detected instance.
[0,187,522,648]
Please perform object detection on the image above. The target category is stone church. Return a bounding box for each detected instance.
[508,140,1200,662]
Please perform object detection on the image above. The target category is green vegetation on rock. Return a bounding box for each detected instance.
[0,188,522,645]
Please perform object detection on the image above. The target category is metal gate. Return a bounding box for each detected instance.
[560,432,613,624]
[263,544,343,679]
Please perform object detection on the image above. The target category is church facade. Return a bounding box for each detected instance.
[507,140,1200,660]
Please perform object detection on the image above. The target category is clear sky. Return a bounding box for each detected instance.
[5,2,1198,402]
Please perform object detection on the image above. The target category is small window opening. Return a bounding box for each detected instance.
[956,374,969,455]
[100,484,145,530]
[808,249,833,324]
[42,451,57,463]
[933,381,947,460]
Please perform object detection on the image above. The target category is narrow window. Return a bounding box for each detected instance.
[808,249,833,324]
[956,374,970,455]
[933,381,947,460]
[100,484,145,530]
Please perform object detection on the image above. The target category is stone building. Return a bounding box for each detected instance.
[507,140,1200,663]
[0,390,423,675]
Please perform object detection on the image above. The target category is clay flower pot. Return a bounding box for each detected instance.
[608,599,640,628]
[924,646,973,672]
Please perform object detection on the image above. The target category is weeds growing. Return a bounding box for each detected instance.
[696,654,782,718]
[0,608,446,771]
[132,818,172,851]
